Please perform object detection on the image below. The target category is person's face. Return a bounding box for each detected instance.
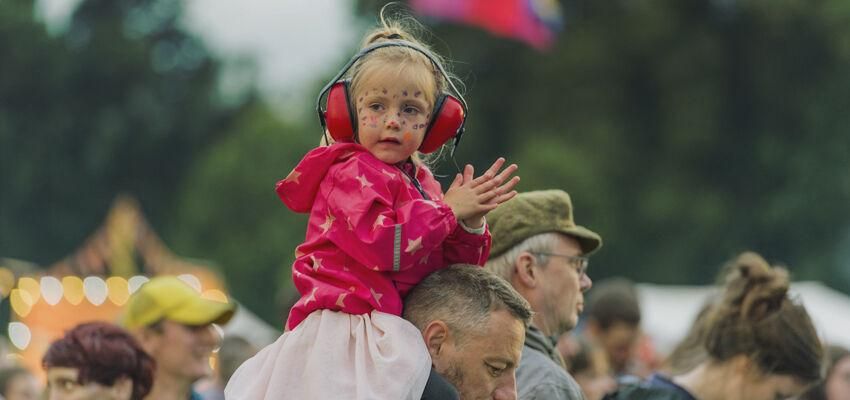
[826,356,850,400]
[573,348,616,400]
[4,372,40,400]
[434,309,526,400]
[535,235,592,337]
[595,321,640,374]
[45,367,129,400]
[353,65,433,164]
[141,320,221,384]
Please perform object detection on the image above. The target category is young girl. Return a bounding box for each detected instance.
[225,14,520,400]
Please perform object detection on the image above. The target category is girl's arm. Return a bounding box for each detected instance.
[442,220,492,266]
[323,160,457,272]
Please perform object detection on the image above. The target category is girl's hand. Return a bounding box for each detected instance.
[443,158,520,228]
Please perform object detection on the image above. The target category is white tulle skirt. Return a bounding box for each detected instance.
[224,309,431,400]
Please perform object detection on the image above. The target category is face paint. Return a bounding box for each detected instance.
[353,68,433,164]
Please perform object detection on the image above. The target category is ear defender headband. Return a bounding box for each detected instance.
[316,40,468,154]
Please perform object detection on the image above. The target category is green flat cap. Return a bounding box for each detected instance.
[488,189,602,257]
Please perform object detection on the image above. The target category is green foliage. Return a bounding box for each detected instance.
[164,104,314,323]
[4,0,850,325]
[0,0,251,264]
[383,0,850,288]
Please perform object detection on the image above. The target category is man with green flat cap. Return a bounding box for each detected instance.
[485,189,603,400]
[122,276,236,400]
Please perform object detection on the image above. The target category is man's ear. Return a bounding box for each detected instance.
[110,376,133,400]
[422,320,450,359]
[514,251,539,289]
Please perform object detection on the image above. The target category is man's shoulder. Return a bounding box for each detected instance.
[517,345,584,400]
[518,344,572,380]
[603,385,692,400]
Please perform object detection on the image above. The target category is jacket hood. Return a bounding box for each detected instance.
[275,143,366,213]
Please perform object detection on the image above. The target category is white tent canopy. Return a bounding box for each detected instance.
[223,302,280,348]
[636,281,850,355]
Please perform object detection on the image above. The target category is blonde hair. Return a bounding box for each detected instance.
[349,10,448,106]
[344,6,460,165]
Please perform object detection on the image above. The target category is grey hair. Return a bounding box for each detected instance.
[403,265,533,345]
[485,232,561,281]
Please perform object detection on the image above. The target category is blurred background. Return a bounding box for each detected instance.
[2,0,850,373]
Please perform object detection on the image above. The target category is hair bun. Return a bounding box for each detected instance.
[724,251,789,321]
[364,29,412,46]
[701,251,822,382]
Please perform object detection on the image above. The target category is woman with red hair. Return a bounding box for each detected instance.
[42,321,155,400]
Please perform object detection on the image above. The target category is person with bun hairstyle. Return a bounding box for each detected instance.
[605,252,823,400]
[42,322,155,400]
[226,8,520,400]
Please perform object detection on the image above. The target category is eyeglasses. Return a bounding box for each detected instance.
[532,252,589,277]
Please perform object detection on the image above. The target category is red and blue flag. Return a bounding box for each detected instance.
[410,0,564,50]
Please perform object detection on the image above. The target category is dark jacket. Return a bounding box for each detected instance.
[421,369,460,400]
[603,374,697,400]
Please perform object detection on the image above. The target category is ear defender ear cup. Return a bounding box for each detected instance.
[324,81,357,143]
[419,94,465,154]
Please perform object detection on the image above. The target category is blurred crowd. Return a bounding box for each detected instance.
[0,190,845,400]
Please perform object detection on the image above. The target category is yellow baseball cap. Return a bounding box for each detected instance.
[121,276,236,329]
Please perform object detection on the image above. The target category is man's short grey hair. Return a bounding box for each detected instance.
[485,232,561,282]
[403,265,533,344]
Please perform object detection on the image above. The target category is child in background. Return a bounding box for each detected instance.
[226,10,520,400]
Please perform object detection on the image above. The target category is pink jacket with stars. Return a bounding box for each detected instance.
[276,143,491,330]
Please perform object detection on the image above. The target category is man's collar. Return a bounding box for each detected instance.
[525,325,567,368]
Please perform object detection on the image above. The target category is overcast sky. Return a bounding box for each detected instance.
[38,0,364,106]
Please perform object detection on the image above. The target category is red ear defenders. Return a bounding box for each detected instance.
[317,41,468,154]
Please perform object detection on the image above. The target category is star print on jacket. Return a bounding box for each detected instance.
[405,236,423,254]
[283,170,301,184]
[276,143,491,331]
[319,213,335,234]
[355,174,373,188]
[373,214,388,231]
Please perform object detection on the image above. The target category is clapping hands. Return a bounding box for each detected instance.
[443,158,520,229]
